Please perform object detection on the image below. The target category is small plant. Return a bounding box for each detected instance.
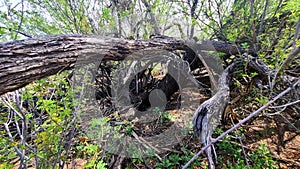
[75,136,107,169]
[159,111,173,124]
[127,143,143,162]
[85,159,107,169]
[157,157,172,169]
[215,129,278,169]
[125,123,133,135]
[169,154,182,165]
[249,143,278,169]
[155,147,201,169]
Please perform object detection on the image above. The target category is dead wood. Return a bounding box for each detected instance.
[0,34,295,95]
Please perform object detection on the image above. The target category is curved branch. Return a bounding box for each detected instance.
[0,34,262,95]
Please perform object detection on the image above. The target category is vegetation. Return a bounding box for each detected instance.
[0,0,299,168]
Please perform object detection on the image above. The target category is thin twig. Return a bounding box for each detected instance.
[271,18,300,84]
[279,114,300,134]
[258,0,269,38]
[238,137,250,169]
[270,99,300,109]
[14,0,24,40]
[131,131,162,161]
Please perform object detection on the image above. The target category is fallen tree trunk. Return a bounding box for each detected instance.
[1,34,295,96]
[0,35,247,95]
[0,35,188,95]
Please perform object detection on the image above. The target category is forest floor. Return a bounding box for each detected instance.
[121,88,300,169]
[11,105,300,168]
[10,76,300,169]
[116,89,300,169]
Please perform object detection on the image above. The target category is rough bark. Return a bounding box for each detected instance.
[0,35,187,95]
[0,34,265,95]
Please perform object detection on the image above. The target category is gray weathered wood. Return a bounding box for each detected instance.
[0,35,188,95]
[0,34,281,95]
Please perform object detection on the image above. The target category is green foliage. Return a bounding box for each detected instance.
[27,73,73,167]
[76,140,107,169]
[215,129,278,169]
[125,122,133,135]
[255,95,269,105]
[0,72,75,168]
[152,107,173,125]
[249,143,278,169]
[0,0,64,41]
[0,136,16,169]
[124,145,201,169]
[155,147,201,169]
